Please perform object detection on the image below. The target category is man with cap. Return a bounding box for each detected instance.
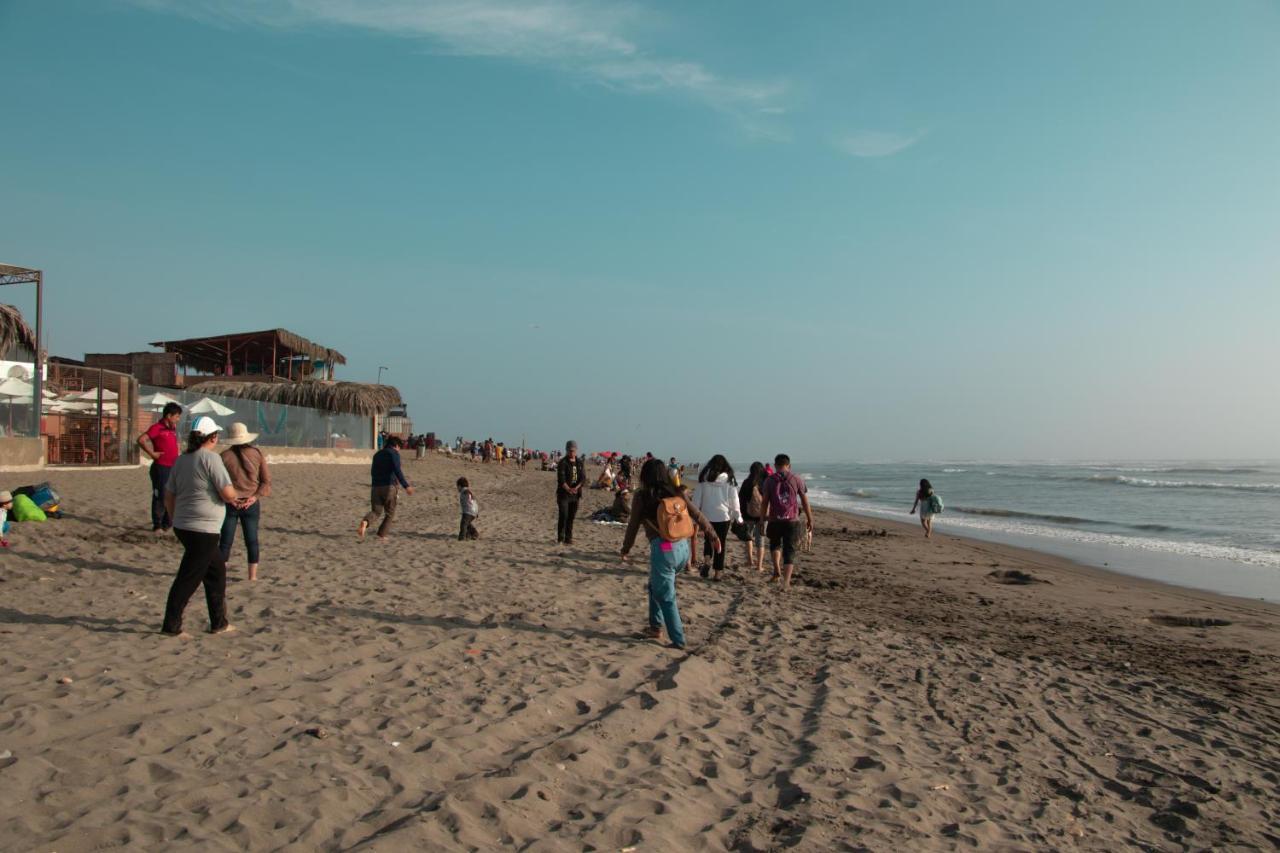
[138,402,182,532]
[556,440,586,545]
[161,416,240,637]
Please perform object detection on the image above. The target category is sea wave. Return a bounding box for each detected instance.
[942,468,967,473]
[954,506,1178,534]
[804,492,1280,570]
[1087,475,1280,493]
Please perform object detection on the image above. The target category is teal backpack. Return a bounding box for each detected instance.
[928,493,944,514]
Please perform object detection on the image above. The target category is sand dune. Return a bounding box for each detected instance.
[1,458,1277,850]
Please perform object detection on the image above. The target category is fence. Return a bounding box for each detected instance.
[43,363,139,465]
[138,385,372,451]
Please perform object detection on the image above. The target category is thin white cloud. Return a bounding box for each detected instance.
[126,0,785,121]
[834,130,923,158]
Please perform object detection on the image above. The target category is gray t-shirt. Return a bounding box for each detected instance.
[165,448,233,534]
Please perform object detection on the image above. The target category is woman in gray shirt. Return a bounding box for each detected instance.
[161,416,239,637]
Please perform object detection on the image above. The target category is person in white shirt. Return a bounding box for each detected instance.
[692,454,743,581]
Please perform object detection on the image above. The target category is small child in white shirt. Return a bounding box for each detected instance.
[457,477,479,541]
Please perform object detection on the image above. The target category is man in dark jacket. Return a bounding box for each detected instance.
[359,436,414,540]
[556,440,586,545]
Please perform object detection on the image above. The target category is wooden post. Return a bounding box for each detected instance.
[272,338,277,380]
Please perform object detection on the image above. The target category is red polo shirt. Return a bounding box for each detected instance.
[144,421,179,467]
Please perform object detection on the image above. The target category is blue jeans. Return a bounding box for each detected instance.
[647,538,690,648]
[220,502,261,564]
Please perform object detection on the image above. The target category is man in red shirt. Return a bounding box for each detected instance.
[138,402,182,532]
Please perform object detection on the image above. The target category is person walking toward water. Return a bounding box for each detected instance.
[620,458,720,650]
[359,436,414,540]
[739,461,768,573]
[762,454,814,592]
[138,402,182,533]
[457,477,480,540]
[910,478,941,538]
[219,422,271,582]
[693,455,742,581]
[556,440,586,545]
[160,417,239,637]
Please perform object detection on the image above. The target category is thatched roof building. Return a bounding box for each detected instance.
[149,328,347,381]
[0,304,37,357]
[193,380,402,417]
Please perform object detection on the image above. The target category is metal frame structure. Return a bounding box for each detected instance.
[0,263,43,436]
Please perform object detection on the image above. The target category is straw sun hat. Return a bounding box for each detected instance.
[224,421,258,446]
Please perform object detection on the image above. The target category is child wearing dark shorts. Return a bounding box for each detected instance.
[457,477,479,540]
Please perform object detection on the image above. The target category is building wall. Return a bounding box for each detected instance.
[85,352,177,387]
[0,437,46,471]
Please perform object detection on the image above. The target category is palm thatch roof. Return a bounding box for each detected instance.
[192,380,402,416]
[148,328,346,376]
[0,304,37,356]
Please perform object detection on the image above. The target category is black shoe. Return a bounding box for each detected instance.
[699,564,710,579]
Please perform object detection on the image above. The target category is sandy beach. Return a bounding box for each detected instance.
[1,458,1278,851]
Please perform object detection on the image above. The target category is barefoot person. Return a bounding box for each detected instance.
[556,440,586,545]
[761,453,814,592]
[692,454,742,581]
[620,458,720,650]
[160,417,239,637]
[910,478,940,538]
[138,402,182,533]
[738,461,768,573]
[359,435,413,540]
[219,422,271,581]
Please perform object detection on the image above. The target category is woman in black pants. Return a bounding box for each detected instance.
[692,454,743,581]
[161,416,241,638]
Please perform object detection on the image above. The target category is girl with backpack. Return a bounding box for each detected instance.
[738,461,768,574]
[620,458,720,650]
[910,478,941,538]
[693,454,743,581]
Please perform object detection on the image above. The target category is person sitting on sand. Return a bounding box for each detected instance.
[359,436,414,540]
[620,459,720,651]
[762,454,814,592]
[0,490,13,548]
[161,416,240,638]
[457,477,480,540]
[910,478,939,538]
[610,485,631,521]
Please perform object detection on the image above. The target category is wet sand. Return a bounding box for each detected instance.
[1,459,1277,850]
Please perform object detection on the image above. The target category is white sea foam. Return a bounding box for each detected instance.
[806,491,1280,570]
[1090,475,1280,493]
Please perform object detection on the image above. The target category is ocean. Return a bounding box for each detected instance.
[785,461,1280,601]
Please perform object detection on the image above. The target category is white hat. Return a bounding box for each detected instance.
[192,416,223,437]
[224,421,258,446]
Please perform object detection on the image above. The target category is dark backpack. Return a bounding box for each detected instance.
[768,473,798,517]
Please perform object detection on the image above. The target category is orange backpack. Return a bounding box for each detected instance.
[654,494,695,541]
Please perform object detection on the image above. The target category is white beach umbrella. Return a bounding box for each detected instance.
[139,391,180,411]
[188,397,235,416]
[0,377,34,399]
[73,388,119,401]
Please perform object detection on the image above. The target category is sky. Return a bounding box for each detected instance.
[1,0,1277,462]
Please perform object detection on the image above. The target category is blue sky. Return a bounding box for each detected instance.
[1,0,1277,461]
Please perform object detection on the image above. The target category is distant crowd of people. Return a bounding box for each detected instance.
[146,413,943,649]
